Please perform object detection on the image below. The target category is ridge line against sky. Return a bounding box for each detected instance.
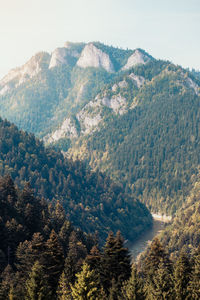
[0,0,199,79]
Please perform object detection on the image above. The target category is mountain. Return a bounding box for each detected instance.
[1,41,200,216]
[159,173,200,260]
[0,42,151,138]
[0,117,152,242]
[64,62,200,215]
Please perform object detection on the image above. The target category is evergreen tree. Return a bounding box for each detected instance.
[57,271,71,300]
[143,238,172,300]
[147,258,174,300]
[121,263,144,300]
[64,231,87,285]
[25,260,51,300]
[0,264,14,300]
[187,248,200,299]
[174,251,191,300]
[44,230,64,295]
[101,231,131,294]
[71,263,100,300]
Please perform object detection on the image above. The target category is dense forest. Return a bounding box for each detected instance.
[159,174,200,260]
[0,178,199,299]
[0,117,152,242]
[69,62,200,214]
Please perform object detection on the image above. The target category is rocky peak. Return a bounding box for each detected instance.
[49,46,80,69]
[0,52,50,95]
[122,49,152,70]
[76,43,114,72]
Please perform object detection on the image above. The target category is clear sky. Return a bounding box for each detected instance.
[0,0,199,78]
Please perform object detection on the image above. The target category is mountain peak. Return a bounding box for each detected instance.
[0,52,50,95]
[76,43,115,72]
[122,49,152,70]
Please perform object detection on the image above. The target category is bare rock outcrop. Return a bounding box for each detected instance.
[77,43,114,72]
[122,49,151,70]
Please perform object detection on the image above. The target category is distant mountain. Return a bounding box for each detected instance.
[1,41,200,216]
[0,42,152,138]
[66,62,200,215]
[0,117,152,241]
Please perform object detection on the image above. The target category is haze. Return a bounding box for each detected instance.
[0,0,199,79]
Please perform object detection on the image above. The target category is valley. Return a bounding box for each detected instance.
[0,40,200,299]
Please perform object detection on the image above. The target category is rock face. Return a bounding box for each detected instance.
[0,52,50,95]
[102,95,127,115]
[129,73,145,88]
[44,117,78,144]
[122,49,151,70]
[186,77,200,95]
[77,43,114,72]
[49,46,80,69]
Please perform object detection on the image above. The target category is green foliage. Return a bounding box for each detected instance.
[174,251,191,300]
[121,264,144,300]
[71,263,100,300]
[25,261,51,300]
[101,231,131,294]
[70,62,200,214]
[0,118,152,242]
[160,178,200,259]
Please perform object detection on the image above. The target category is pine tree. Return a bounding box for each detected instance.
[174,251,191,300]
[25,260,51,300]
[143,238,173,300]
[187,248,200,299]
[64,231,87,285]
[147,258,174,300]
[0,264,14,299]
[57,271,71,300]
[121,263,144,300]
[101,231,131,293]
[44,230,64,295]
[71,263,100,300]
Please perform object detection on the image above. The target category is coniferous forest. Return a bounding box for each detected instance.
[0,41,200,299]
[0,175,199,299]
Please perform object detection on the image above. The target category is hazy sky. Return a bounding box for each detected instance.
[0,0,199,78]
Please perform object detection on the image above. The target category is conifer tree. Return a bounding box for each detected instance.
[0,264,14,299]
[25,260,51,300]
[121,263,144,300]
[57,271,71,300]
[71,263,100,300]
[174,251,191,300]
[44,230,64,295]
[143,238,172,300]
[187,248,200,299]
[64,231,87,285]
[101,231,131,293]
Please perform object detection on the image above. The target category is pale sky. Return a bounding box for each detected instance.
[0,0,199,79]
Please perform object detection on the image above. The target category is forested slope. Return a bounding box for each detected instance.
[0,118,152,241]
[69,63,200,214]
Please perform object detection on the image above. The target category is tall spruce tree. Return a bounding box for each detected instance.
[121,263,144,300]
[187,247,200,299]
[71,262,100,300]
[25,260,51,300]
[174,251,191,300]
[44,230,64,296]
[101,231,131,294]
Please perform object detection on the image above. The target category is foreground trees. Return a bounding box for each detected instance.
[0,175,200,299]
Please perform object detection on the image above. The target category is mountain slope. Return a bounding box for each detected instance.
[66,62,200,214]
[0,42,150,138]
[0,117,152,241]
[159,174,200,260]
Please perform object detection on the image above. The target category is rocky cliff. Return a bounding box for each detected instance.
[77,43,115,72]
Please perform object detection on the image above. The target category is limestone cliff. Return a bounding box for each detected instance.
[77,43,114,72]
[122,49,151,70]
[0,52,50,95]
